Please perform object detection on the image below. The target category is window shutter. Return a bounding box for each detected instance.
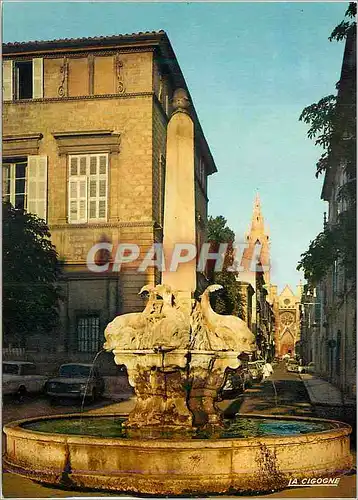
[69,175,87,223]
[27,155,48,221]
[32,58,43,99]
[88,154,108,221]
[3,60,13,101]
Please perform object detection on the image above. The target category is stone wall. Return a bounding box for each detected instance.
[3,51,158,359]
[3,47,212,364]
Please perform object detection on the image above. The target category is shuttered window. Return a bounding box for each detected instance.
[32,58,43,99]
[3,58,43,101]
[2,156,48,221]
[68,153,108,224]
[27,156,48,220]
[3,60,13,101]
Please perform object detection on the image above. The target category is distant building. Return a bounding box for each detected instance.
[270,284,302,358]
[2,31,217,365]
[237,194,275,359]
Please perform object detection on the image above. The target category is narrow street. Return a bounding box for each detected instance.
[222,362,314,418]
[2,362,356,498]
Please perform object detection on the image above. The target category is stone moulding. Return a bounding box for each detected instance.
[3,46,157,59]
[52,130,120,155]
[3,133,43,157]
[3,92,154,104]
[3,413,353,496]
[50,220,156,230]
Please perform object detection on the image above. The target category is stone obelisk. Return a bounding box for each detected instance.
[161,88,196,299]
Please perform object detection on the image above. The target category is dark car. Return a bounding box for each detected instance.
[218,363,253,400]
[45,363,105,402]
[248,361,263,383]
[218,368,245,400]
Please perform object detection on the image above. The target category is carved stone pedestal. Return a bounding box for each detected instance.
[113,350,192,429]
[105,283,256,431]
[188,351,241,427]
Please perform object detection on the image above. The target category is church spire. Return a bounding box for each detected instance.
[240,192,271,286]
[251,191,264,231]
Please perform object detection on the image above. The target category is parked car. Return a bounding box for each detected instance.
[286,359,300,373]
[2,361,47,398]
[248,361,263,383]
[240,361,254,389]
[271,357,280,366]
[255,359,266,373]
[45,363,105,402]
[299,362,315,374]
[218,368,245,400]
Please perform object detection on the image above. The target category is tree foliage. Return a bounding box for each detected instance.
[329,2,356,42]
[3,202,62,346]
[299,95,337,177]
[297,3,356,289]
[206,215,243,317]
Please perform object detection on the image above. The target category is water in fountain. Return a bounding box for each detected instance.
[23,415,337,439]
[271,379,278,406]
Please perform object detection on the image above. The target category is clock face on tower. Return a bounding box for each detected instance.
[280,311,295,326]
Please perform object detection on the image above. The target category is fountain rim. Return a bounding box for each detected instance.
[4,412,352,446]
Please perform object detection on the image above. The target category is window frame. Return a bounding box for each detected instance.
[68,152,109,224]
[3,58,43,101]
[76,314,101,353]
[2,158,28,210]
[14,60,33,100]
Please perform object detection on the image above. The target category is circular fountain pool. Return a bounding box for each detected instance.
[22,414,337,438]
[4,413,352,496]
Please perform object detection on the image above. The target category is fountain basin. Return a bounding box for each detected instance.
[3,413,352,496]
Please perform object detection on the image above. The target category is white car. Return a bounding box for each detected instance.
[299,362,315,374]
[3,361,47,397]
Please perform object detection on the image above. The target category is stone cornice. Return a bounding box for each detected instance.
[3,133,43,157]
[50,220,156,230]
[52,129,120,156]
[3,32,162,57]
[3,92,153,105]
[3,44,159,58]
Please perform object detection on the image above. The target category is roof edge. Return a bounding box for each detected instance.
[3,31,167,54]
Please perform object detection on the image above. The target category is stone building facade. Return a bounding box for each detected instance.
[300,29,356,397]
[3,31,217,364]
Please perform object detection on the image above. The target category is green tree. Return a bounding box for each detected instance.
[206,215,243,317]
[297,3,356,289]
[3,202,62,346]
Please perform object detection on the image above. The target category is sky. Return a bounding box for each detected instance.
[3,1,347,292]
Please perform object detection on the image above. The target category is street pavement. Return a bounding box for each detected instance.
[227,363,315,418]
[2,362,356,498]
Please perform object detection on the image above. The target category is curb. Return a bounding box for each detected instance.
[299,374,355,408]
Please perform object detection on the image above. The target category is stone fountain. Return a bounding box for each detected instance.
[3,89,353,496]
[102,87,256,432]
